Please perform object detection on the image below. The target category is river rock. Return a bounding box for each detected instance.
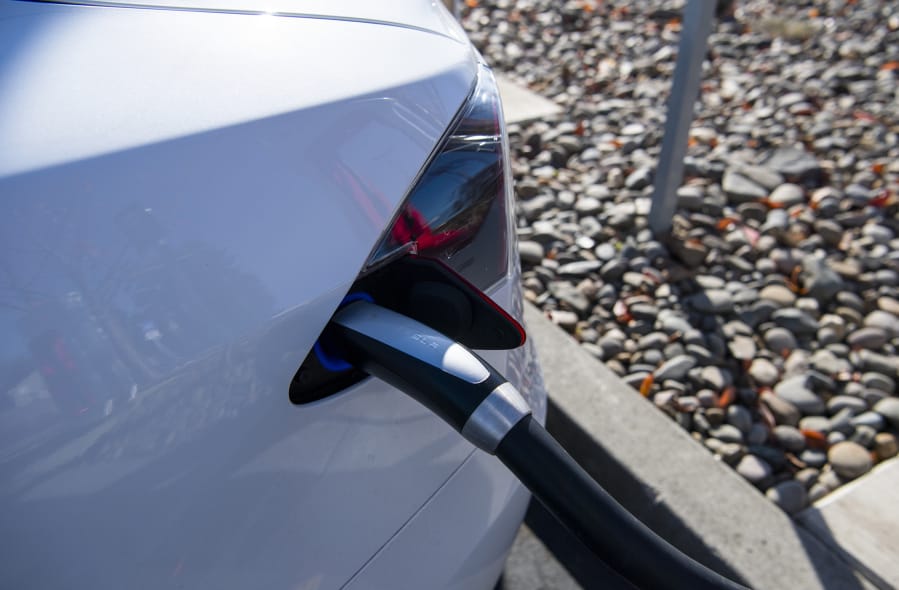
[736,454,772,485]
[766,480,808,515]
[828,441,873,479]
[774,376,825,414]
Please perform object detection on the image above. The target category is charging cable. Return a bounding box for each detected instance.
[328,300,747,590]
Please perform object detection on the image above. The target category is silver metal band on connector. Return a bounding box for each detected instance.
[461,382,531,454]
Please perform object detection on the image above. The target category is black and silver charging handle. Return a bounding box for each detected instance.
[327,300,747,590]
[331,299,529,453]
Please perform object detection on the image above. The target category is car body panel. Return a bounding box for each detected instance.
[41,0,471,42]
[0,1,471,177]
[0,2,544,589]
[345,449,532,590]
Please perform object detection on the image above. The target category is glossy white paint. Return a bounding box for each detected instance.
[65,0,470,43]
[0,1,473,177]
[345,449,533,590]
[0,2,545,589]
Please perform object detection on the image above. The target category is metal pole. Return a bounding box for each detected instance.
[648,0,716,237]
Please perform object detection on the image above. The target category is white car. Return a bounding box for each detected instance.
[0,1,547,588]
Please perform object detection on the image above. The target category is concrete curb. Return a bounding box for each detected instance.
[520,302,876,590]
[496,75,563,125]
[797,458,899,589]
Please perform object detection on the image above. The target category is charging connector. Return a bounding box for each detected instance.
[327,300,747,590]
[331,300,530,453]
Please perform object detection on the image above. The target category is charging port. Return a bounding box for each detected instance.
[289,255,524,404]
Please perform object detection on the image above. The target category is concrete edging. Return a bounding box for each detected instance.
[522,302,876,590]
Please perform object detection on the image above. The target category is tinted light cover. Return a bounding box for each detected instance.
[290,66,517,405]
[365,64,510,290]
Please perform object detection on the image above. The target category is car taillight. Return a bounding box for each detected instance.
[290,64,517,405]
[363,63,511,291]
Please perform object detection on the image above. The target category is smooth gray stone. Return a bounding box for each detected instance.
[873,397,899,429]
[701,366,733,391]
[548,310,579,331]
[850,411,885,430]
[773,425,805,452]
[677,185,705,211]
[748,445,788,471]
[748,359,777,389]
[762,391,801,426]
[594,242,617,261]
[801,257,844,302]
[726,404,753,435]
[799,415,830,433]
[729,335,757,361]
[686,289,734,314]
[763,327,798,353]
[736,454,772,484]
[574,196,602,215]
[795,468,820,489]
[759,284,797,307]
[768,183,805,207]
[828,408,855,436]
[548,283,591,315]
[864,310,899,338]
[862,223,894,244]
[766,480,808,515]
[828,441,873,479]
[654,354,697,381]
[828,431,847,446]
[854,350,899,378]
[800,449,828,468]
[763,146,822,179]
[851,425,878,449]
[600,258,627,281]
[771,308,819,336]
[637,332,669,350]
[810,349,850,376]
[711,424,745,444]
[847,327,888,350]
[723,170,767,201]
[774,375,826,415]
[827,396,867,416]
[761,209,789,234]
[748,423,770,446]
[732,163,784,191]
[625,166,653,190]
[519,241,545,264]
[556,260,602,278]
[598,335,624,358]
[658,312,693,335]
[622,371,652,389]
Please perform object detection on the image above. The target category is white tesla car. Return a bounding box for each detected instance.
[0,1,547,588]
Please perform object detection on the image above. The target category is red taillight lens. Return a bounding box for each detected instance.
[365,64,510,291]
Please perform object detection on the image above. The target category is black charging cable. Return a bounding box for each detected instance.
[328,300,747,590]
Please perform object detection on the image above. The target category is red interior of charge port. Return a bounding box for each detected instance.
[352,254,525,350]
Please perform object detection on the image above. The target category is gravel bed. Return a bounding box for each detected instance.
[463,0,899,514]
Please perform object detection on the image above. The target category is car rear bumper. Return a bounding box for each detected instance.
[344,447,530,590]
[343,330,547,590]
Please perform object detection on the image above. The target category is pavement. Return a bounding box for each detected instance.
[498,76,898,590]
[798,460,899,589]
[496,75,563,125]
